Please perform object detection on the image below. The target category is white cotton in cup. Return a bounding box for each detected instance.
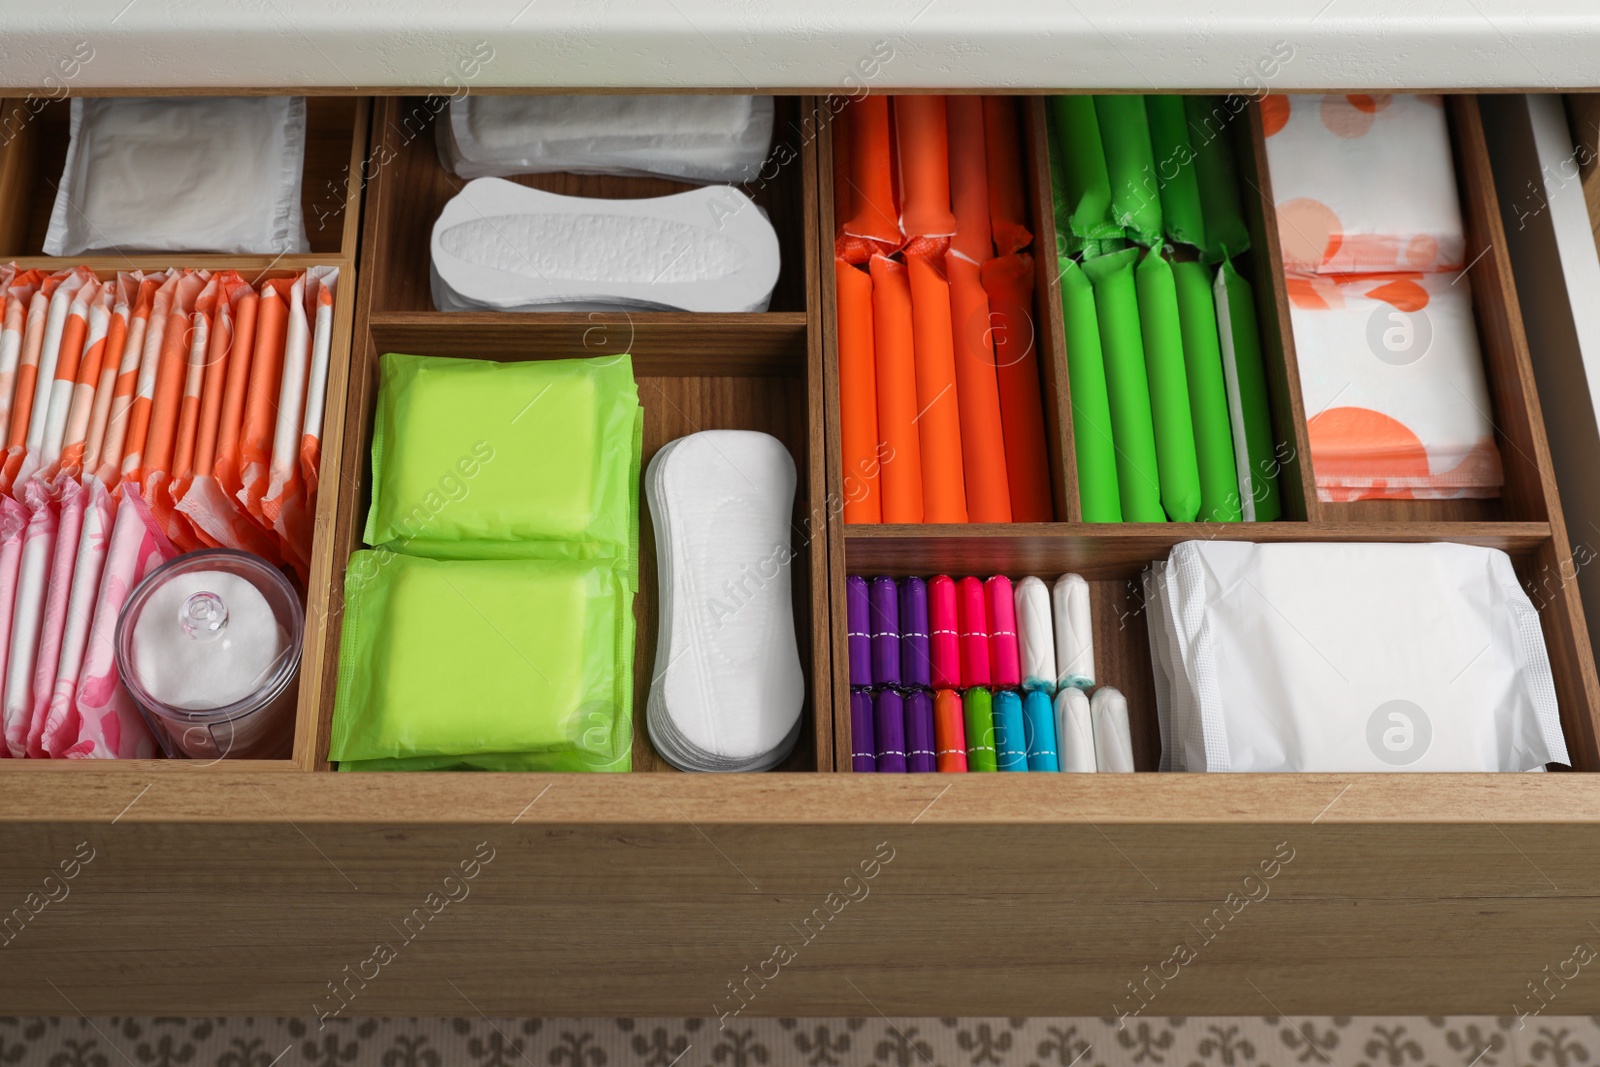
[130,569,287,711]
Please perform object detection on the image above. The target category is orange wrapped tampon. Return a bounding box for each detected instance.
[139,271,206,485]
[238,276,292,526]
[842,96,903,251]
[945,252,1012,522]
[95,274,159,487]
[835,259,881,524]
[81,277,132,479]
[905,254,967,524]
[119,270,181,485]
[893,96,957,240]
[946,96,994,265]
[868,255,924,524]
[981,253,1053,521]
[58,283,112,475]
[212,283,259,501]
[983,97,1033,256]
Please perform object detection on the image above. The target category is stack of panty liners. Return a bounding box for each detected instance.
[45,97,309,257]
[1144,540,1568,772]
[440,95,775,184]
[646,430,804,772]
[431,178,782,313]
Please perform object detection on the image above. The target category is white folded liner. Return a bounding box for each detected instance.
[44,96,309,256]
[441,95,775,184]
[431,178,782,313]
[1148,540,1568,773]
[646,431,803,772]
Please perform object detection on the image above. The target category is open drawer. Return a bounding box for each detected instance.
[1,92,1599,1021]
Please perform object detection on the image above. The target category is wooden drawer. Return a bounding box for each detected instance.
[2,92,1600,1020]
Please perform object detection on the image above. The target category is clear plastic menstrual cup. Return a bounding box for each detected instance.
[115,549,303,760]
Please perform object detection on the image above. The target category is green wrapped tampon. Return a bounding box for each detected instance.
[1213,259,1281,521]
[1144,95,1207,250]
[1081,248,1164,522]
[1058,258,1122,523]
[964,686,999,772]
[1185,96,1251,263]
[1133,250,1201,522]
[1049,96,1120,240]
[1172,260,1242,522]
[1094,95,1163,247]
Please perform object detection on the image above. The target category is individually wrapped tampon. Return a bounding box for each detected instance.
[956,575,990,688]
[894,96,957,241]
[985,575,1021,688]
[963,686,997,772]
[1053,573,1095,690]
[851,688,876,773]
[947,95,994,265]
[934,689,968,772]
[983,96,1032,256]
[1014,575,1056,692]
[874,688,908,773]
[868,575,901,688]
[836,260,882,523]
[899,576,931,689]
[905,689,937,773]
[1058,257,1122,522]
[1091,685,1135,772]
[946,252,1011,522]
[869,255,924,523]
[1023,689,1060,771]
[846,575,872,687]
[906,254,967,524]
[993,689,1028,772]
[1055,687,1098,772]
[929,574,960,689]
[1135,250,1202,522]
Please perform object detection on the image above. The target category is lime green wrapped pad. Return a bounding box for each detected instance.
[1094,95,1162,247]
[1134,250,1201,522]
[1173,260,1242,522]
[1185,96,1251,263]
[1058,258,1122,523]
[1082,248,1164,522]
[1144,95,1206,250]
[1049,96,1120,241]
[1213,259,1281,522]
[365,352,642,576]
[330,553,634,771]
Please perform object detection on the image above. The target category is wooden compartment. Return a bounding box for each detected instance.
[821,94,1600,772]
[313,96,833,771]
[0,96,371,770]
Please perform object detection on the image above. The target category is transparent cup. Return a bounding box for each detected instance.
[115,548,303,760]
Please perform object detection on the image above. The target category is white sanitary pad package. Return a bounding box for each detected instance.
[431,178,782,313]
[1145,540,1568,772]
[44,96,310,256]
[440,94,775,184]
[646,431,804,772]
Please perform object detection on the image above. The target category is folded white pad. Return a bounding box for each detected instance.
[1147,540,1568,772]
[45,96,309,256]
[646,431,803,772]
[431,178,782,313]
[441,94,775,184]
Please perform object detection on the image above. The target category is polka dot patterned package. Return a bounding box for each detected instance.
[1262,94,1465,276]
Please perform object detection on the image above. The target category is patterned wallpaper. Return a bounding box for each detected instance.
[0,1015,1592,1067]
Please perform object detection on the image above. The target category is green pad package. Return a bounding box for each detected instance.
[1172,260,1242,522]
[1058,257,1122,522]
[1093,95,1163,248]
[1213,259,1281,521]
[365,352,643,575]
[330,553,634,771]
[1144,95,1207,250]
[1048,96,1120,241]
[1081,248,1164,522]
[1185,96,1251,263]
[1133,250,1201,522]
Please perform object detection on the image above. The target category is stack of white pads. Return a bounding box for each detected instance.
[431,94,783,314]
[1144,540,1569,772]
[646,430,804,772]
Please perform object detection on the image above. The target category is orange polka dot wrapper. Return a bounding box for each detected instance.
[1286,271,1502,501]
[1262,94,1465,276]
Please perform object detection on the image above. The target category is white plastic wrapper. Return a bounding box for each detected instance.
[440,94,775,184]
[44,96,309,256]
[1147,540,1569,772]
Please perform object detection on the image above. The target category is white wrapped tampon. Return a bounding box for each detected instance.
[1054,687,1097,772]
[1014,576,1056,692]
[1052,573,1095,690]
[1091,686,1135,772]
